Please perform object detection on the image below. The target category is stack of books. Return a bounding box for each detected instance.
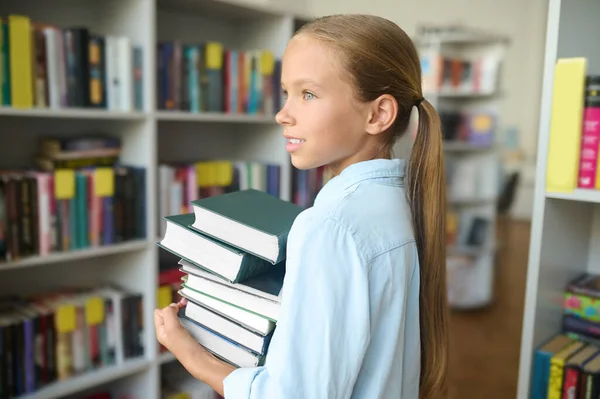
[157,189,303,368]
[563,273,600,342]
[529,272,600,397]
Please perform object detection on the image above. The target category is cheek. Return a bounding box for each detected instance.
[305,103,357,141]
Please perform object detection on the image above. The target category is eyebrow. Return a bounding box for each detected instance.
[282,78,325,90]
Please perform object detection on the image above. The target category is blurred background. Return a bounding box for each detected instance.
[2,0,598,398]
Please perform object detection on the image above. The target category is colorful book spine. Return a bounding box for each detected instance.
[546,57,587,193]
[8,15,34,108]
[578,76,600,189]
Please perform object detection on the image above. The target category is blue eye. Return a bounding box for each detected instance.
[303,91,315,100]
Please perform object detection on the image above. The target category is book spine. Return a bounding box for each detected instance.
[23,317,34,393]
[561,366,579,399]
[563,315,600,338]
[8,15,33,108]
[577,104,600,188]
[33,27,47,108]
[548,357,567,399]
[88,35,106,108]
[117,37,132,111]
[545,58,587,193]
[1,21,11,106]
[133,46,143,111]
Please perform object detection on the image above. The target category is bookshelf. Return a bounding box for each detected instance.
[517,0,600,397]
[0,0,313,399]
[413,26,507,309]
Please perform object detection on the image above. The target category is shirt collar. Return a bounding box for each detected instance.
[314,158,406,205]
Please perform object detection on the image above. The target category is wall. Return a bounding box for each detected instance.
[305,0,550,219]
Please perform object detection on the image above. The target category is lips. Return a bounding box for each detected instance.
[288,138,305,144]
[285,136,305,153]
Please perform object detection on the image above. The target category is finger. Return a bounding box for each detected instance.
[169,301,186,309]
[162,305,184,329]
[154,309,165,327]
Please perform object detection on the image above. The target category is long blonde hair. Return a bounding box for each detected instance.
[297,14,449,399]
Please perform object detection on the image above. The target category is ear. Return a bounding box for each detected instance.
[365,94,398,136]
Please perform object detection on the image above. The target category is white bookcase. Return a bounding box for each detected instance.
[0,0,313,398]
[412,29,507,309]
[517,0,600,397]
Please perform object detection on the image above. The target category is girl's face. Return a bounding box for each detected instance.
[276,35,383,174]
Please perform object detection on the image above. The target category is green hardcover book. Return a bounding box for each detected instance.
[189,189,303,264]
[158,213,280,283]
[1,21,9,106]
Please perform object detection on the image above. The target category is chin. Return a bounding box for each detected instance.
[290,154,322,170]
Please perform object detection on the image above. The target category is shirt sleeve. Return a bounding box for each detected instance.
[222,216,371,399]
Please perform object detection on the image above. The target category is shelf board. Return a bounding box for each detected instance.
[443,142,496,152]
[0,240,150,272]
[449,197,497,206]
[0,107,147,120]
[158,0,295,19]
[546,189,600,203]
[17,357,151,399]
[156,111,277,124]
[447,244,496,257]
[424,90,497,98]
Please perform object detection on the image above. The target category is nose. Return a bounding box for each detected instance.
[275,100,294,126]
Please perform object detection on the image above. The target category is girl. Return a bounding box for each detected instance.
[154,14,449,399]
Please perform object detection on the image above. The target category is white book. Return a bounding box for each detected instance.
[43,28,61,108]
[117,37,133,111]
[180,259,282,322]
[179,285,275,336]
[179,312,263,368]
[184,299,272,354]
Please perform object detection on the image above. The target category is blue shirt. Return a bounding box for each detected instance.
[223,158,421,398]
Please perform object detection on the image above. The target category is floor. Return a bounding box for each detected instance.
[446,218,530,399]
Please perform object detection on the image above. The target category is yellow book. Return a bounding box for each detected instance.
[8,15,33,108]
[545,57,587,193]
[547,340,585,399]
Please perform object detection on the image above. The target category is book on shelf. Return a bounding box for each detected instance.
[157,189,301,368]
[445,155,497,202]
[446,210,491,250]
[439,109,496,147]
[0,285,144,398]
[157,41,281,116]
[158,161,282,238]
[0,135,147,262]
[577,76,600,189]
[291,165,332,209]
[530,272,600,398]
[545,57,587,193]
[419,49,501,95]
[0,14,143,111]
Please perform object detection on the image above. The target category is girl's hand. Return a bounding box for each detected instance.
[154,298,198,357]
[153,298,236,396]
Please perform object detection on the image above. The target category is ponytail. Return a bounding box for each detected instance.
[406,99,449,399]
